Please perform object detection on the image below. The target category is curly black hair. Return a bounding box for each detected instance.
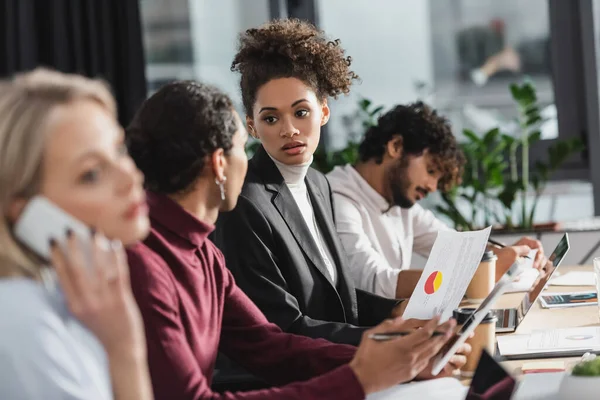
[231,18,359,116]
[358,102,465,191]
[126,81,237,194]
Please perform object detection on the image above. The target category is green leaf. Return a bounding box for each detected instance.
[498,181,523,210]
[527,130,542,145]
[526,115,542,126]
[509,83,521,101]
[482,128,500,145]
[359,98,371,111]
[511,81,537,109]
[370,105,384,116]
[501,134,516,146]
[463,129,482,144]
[519,82,537,104]
[488,168,504,187]
[525,105,540,117]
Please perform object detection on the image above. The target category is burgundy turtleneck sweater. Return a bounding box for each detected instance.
[126,191,365,400]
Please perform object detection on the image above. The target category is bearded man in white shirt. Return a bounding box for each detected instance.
[327,102,546,299]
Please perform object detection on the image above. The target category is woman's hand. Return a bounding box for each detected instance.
[50,230,146,358]
[349,316,456,395]
[415,339,471,380]
[512,237,546,270]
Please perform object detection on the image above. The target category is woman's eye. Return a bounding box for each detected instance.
[80,169,101,184]
[296,109,309,118]
[264,116,278,124]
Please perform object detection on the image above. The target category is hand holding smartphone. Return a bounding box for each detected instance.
[13,196,110,264]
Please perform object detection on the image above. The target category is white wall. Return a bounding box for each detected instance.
[317,0,434,149]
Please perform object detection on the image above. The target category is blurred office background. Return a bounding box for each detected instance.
[5,0,600,263]
[138,0,600,225]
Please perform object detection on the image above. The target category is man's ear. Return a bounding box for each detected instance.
[386,136,403,160]
[246,116,258,139]
[320,99,330,126]
[6,197,27,224]
[211,148,227,182]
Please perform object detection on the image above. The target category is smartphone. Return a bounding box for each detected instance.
[13,196,109,263]
[539,292,598,308]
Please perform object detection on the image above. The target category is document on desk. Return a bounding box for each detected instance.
[498,327,600,357]
[402,227,492,322]
[550,271,596,286]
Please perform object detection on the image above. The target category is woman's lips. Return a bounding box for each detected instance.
[281,141,306,155]
[124,201,148,220]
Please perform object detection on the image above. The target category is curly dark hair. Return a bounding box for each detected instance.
[126,81,237,194]
[358,102,465,191]
[231,18,359,116]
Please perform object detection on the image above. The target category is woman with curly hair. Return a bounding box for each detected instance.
[214,18,468,365]
[124,78,461,399]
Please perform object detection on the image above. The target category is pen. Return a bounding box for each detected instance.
[488,239,532,259]
[368,331,446,341]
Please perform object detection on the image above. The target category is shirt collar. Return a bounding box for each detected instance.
[146,190,213,247]
[347,165,392,213]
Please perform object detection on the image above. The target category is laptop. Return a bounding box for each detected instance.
[493,233,570,333]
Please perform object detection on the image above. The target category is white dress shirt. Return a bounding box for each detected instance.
[270,154,338,284]
[327,165,450,298]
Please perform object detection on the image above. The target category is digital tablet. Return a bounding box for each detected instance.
[431,260,525,376]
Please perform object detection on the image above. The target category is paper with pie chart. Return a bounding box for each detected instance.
[402,227,491,322]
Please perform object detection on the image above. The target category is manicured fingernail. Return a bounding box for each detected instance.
[65,228,73,238]
[48,238,57,247]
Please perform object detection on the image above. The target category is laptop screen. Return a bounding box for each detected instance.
[516,233,570,323]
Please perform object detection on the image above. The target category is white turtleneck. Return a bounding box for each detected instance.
[269,154,338,285]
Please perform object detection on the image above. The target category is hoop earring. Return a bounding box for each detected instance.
[215,177,227,201]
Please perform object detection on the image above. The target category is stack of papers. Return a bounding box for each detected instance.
[497,327,600,358]
[551,271,596,287]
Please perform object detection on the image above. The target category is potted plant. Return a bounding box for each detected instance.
[558,357,600,399]
[436,80,583,232]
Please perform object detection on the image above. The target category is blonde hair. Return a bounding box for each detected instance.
[0,68,116,277]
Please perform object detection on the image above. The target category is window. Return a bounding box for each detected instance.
[140,0,272,110]
[318,0,554,148]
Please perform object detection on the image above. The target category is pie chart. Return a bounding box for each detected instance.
[424,271,443,295]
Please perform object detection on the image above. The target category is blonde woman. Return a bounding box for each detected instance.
[0,69,153,400]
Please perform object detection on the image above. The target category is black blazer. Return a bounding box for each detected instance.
[214,146,399,345]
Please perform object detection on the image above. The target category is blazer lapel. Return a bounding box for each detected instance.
[306,173,359,321]
[253,147,337,287]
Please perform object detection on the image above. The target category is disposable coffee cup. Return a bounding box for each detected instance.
[453,307,497,377]
[466,251,497,300]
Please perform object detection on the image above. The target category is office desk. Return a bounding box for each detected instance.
[496,265,599,376]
